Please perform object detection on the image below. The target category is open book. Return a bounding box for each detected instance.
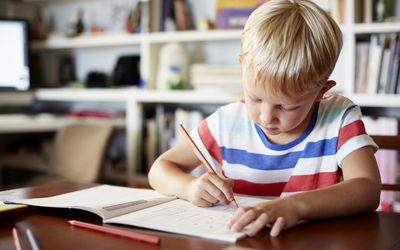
[7,185,268,242]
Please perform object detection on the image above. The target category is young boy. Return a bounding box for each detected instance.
[148,0,381,237]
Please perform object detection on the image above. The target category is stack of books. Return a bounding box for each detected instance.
[355,33,400,94]
[190,64,242,92]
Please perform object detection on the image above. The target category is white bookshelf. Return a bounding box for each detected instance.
[0,114,125,134]
[344,93,400,108]
[352,22,400,34]
[0,92,34,106]
[30,32,143,50]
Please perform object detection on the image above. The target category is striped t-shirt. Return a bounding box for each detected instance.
[191,95,377,197]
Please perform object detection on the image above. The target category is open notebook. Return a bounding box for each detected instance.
[7,185,268,242]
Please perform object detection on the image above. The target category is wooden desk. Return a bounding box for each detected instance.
[1,181,400,250]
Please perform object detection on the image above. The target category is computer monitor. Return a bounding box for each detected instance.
[0,19,30,90]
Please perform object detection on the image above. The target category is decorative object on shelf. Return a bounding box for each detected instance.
[58,55,76,87]
[197,18,215,31]
[30,7,47,40]
[75,9,85,35]
[156,42,189,90]
[355,0,397,23]
[126,2,142,33]
[112,55,141,87]
[86,71,109,88]
[375,0,395,22]
[66,9,85,37]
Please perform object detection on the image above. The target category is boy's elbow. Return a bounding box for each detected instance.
[147,158,161,189]
[365,179,381,212]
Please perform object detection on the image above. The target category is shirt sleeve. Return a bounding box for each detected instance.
[336,105,378,167]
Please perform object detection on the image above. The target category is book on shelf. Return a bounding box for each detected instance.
[141,0,150,33]
[362,0,396,23]
[331,0,345,24]
[364,0,373,23]
[150,0,162,32]
[355,41,369,93]
[6,185,268,242]
[215,0,263,29]
[173,0,194,31]
[354,0,364,23]
[366,34,384,94]
[190,64,242,92]
[151,0,194,32]
[174,108,203,144]
[355,33,400,94]
[388,34,400,94]
[144,118,157,171]
[377,34,392,93]
[143,108,203,172]
[152,106,204,157]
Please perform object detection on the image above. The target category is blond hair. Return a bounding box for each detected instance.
[241,0,342,96]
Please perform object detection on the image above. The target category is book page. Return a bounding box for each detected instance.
[8,185,175,220]
[106,195,269,242]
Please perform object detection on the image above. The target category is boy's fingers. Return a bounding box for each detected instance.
[204,181,230,204]
[270,217,285,237]
[230,209,258,232]
[227,207,247,228]
[246,213,268,236]
[201,190,219,204]
[196,198,213,207]
[209,174,234,203]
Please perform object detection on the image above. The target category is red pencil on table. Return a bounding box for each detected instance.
[179,124,239,208]
[68,220,160,245]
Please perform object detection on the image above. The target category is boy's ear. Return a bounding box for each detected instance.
[315,80,336,101]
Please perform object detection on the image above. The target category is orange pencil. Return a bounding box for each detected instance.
[12,228,22,250]
[69,220,160,245]
[179,124,239,208]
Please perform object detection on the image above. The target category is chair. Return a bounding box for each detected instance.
[370,135,400,191]
[46,123,114,183]
[0,123,114,188]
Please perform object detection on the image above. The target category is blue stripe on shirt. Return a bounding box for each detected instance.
[220,137,338,170]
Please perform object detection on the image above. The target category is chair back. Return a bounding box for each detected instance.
[370,135,400,191]
[50,124,113,183]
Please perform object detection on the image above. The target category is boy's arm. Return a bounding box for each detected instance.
[291,145,381,219]
[148,139,235,206]
[148,139,201,199]
[229,146,381,236]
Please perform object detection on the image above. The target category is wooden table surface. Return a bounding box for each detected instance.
[0,181,400,250]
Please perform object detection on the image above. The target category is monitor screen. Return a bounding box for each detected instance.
[0,19,30,90]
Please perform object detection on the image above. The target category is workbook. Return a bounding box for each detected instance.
[7,185,268,242]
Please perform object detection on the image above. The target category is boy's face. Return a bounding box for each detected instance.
[242,72,330,141]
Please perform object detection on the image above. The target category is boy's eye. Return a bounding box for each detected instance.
[250,97,262,103]
[280,106,297,111]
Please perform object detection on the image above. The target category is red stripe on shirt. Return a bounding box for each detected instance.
[198,120,223,165]
[233,179,286,197]
[337,120,366,151]
[283,171,341,192]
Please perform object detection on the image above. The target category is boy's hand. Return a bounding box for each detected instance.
[227,198,300,237]
[186,172,235,207]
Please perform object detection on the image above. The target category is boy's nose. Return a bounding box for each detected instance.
[259,112,275,124]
